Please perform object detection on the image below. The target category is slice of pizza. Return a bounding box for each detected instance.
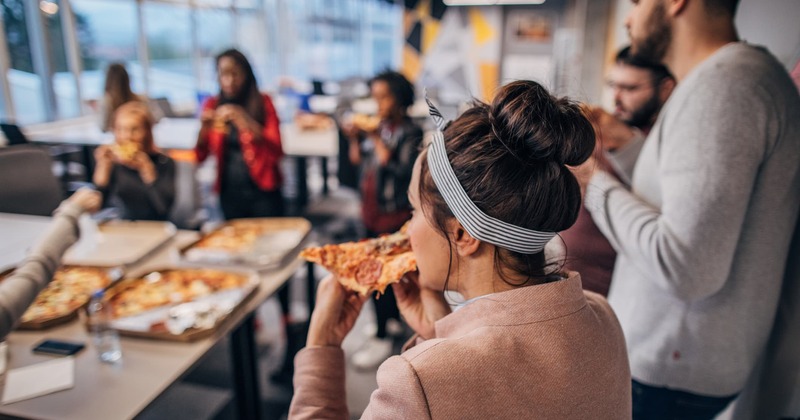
[300,229,417,296]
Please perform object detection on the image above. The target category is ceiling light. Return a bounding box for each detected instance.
[39,1,59,15]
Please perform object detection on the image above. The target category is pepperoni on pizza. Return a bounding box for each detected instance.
[300,228,417,296]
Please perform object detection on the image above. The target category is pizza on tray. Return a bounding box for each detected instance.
[300,227,417,296]
[17,266,112,324]
[192,220,294,252]
[107,269,251,319]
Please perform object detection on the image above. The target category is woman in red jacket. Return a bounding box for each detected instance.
[196,49,284,218]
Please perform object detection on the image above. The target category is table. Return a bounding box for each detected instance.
[280,123,339,209]
[0,216,304,420]
[0,213,52,270]
[25,116,199,151]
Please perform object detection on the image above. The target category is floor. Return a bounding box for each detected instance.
[135,158,410,420]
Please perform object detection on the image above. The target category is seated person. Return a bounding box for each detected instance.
[93,101,176,221]
[289,81,632,418]
[0,189,101,338]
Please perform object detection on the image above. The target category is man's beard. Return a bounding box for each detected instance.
[623,92,662,129]
[631,1,672,63]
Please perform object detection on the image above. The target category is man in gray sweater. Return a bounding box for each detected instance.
[582,0,800,418]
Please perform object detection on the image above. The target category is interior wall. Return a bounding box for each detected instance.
[735,0,800,69]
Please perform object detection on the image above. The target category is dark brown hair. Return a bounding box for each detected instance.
[112,101,155,153]
[103,63,138,130]
[215,48,266,125]
[418,80,595,286]
[370,70,416,111]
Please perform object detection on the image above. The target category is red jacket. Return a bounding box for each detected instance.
[195,94,283,192]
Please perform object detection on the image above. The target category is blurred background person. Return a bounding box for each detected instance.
[343,70,423,370]
[93,102,175,221]
[0,189,101,338]
[195,49,284,220]
[561,46,674,296]
[99,63,162,132]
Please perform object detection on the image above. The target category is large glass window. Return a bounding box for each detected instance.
[2,0,46,123]
[237,12,275,91]
[71,0,141,111]
[144,2,194,108]
[196,8,234,95]
[0,0,404,123]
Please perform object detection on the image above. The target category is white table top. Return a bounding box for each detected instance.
[280,123,338,158]
[24,116,338,157]
[0,213,54,270]
[0,224,303,420]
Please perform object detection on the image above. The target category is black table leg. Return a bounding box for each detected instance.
[321,157,329,196]
[230,314,262,420]
[295,156,308,210]
[306,261,316,312]
[81,145,95,181]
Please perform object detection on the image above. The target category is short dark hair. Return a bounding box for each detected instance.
[418,80,595,286]
[703,0,740,16]
[370,70,415,110]
[615,46,674,84]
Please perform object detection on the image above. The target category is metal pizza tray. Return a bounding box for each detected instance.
[63,220,176,268]
[179,218,311,271]
[99,267,260,342]
[0,265,124,330]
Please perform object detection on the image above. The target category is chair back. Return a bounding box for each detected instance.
[168,159,205,229]
[0,145,63,216]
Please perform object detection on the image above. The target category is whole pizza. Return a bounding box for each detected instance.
[107,269,252,318]
[18,266,113,324]
[300,227,418,296]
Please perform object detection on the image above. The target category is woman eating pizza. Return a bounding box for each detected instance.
[289,80,631,418]
[93,101,176,221]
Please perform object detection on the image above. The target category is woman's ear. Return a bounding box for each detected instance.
[448,220,481,257]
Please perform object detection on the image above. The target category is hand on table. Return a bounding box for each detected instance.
[392,271,451,340]
[306,275,369,347]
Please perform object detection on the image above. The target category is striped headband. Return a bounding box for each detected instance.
[424,97,556,254]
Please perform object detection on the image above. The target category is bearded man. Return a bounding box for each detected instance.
[580,0,800,418]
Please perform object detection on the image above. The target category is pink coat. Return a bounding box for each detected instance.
[289,273,632,419]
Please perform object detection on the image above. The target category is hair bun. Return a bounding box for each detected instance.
[489,80,595,166]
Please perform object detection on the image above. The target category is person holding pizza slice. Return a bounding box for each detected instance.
[289,80,631,418]
[93,101,176,221]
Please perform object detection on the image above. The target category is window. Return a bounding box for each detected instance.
[144,2,194,108]
[196,8,234,94]
[237,12,276,91]
[2,0,47,123]
[71,0,141,112]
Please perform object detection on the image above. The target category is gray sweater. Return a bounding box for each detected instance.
[585,43,800,396]
[0,202,83,338]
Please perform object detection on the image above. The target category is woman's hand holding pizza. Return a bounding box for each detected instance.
[392,271,451,340]
[307,275,370,348]
[123,151,157,185]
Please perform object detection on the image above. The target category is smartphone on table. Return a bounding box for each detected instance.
[32,339,85,356]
